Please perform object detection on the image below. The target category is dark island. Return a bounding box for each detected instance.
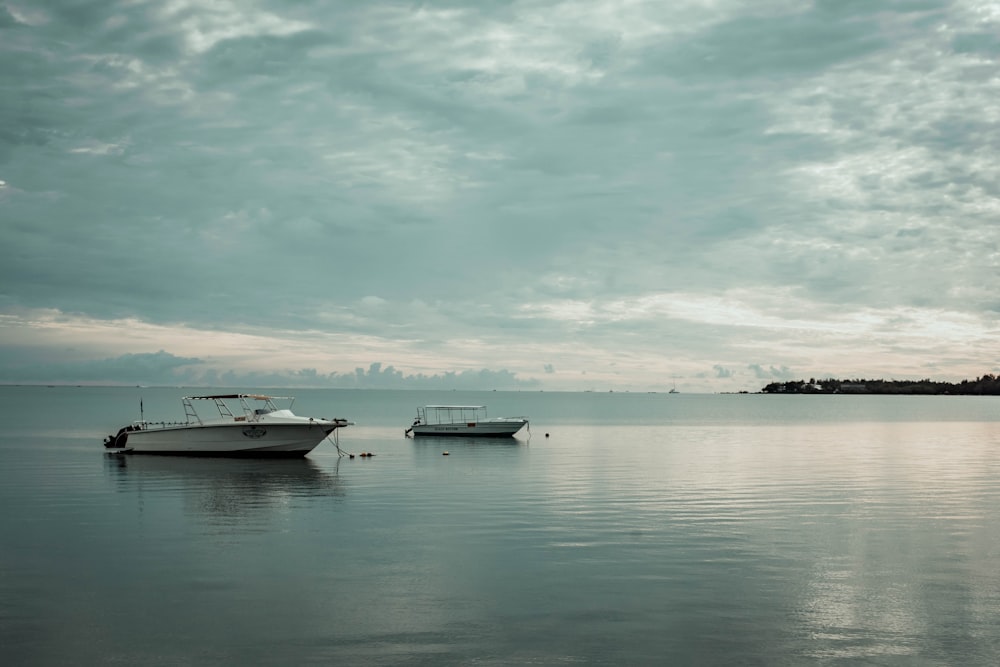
[761,374,1000,395]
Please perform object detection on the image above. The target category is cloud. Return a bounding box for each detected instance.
[640,5,893,81]
[0,350,202,385]
[0,6,21,28]
[749,364,794,380]
[714,365,733,379]
[0,341,538,389]
[2,1,1000,392]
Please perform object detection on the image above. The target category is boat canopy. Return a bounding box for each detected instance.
[422,405,486,409]
[416,405,491,425]
[185,394,292,401]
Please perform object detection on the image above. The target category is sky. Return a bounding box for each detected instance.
[2,0,999,392]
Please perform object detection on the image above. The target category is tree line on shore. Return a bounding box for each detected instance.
[761,374,1000,395]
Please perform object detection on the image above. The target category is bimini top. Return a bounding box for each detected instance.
[423,405,486,410]
[185,394,293,401]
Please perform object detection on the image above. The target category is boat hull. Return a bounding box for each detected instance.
[108,422,339,457]
[410,421,526,437]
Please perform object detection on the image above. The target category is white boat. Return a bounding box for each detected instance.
[405,405,528,438]
[102,394,352,457]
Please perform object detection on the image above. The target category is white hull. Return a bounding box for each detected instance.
[118,422,339,456]
[104,394,351,457]
[410,420,527,438]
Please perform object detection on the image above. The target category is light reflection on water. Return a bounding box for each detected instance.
[1,389,1000,665]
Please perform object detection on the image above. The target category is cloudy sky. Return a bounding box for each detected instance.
[2,0,999,392]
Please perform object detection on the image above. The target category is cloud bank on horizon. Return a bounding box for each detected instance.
[2,0,999,391]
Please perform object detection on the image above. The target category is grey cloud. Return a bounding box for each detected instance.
[0,6,20,28]
[197,30,335,81]
[951,32,1000,56]
[341,363,537,390]
[0,349,539,389]
[2,1,999,391]
[814,0,951,19]
[640,11,888,82]
[0,350,203,384]
[749,364,793,380]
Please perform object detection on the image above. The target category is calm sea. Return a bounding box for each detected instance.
[2,386,999,665]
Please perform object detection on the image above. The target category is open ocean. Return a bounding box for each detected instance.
[2,385,999,665]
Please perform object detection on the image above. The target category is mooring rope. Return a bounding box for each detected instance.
[327,428,348,457]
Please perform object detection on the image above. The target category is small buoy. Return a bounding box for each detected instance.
[443,451,449,456]
[545,433,550,437]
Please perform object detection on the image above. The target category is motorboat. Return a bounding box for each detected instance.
[405,405,528,438]
[103,394,352,457]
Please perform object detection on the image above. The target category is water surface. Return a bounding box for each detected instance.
[1,387,999,665]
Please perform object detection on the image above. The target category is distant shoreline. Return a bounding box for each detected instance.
[762,375,1000,395]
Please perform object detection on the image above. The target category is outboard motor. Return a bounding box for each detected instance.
[103,426,130,449]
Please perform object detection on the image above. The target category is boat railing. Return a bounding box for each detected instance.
[129,420,197,431]
[125,414,350,431]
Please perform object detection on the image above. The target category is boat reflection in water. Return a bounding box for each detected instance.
[407,435,530,470]
[408,435,528,449]
[105,454,345,526]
